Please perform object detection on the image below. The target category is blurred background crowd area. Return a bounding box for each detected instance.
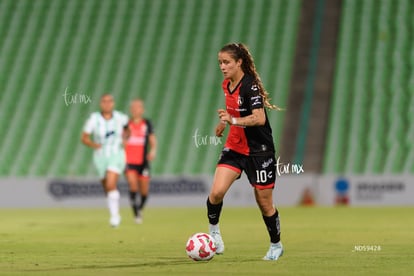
[0,0,412,178]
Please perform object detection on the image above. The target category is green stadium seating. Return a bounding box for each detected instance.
[324,0,413,174]
[0,0,300,177]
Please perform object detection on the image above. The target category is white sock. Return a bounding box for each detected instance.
[209,224,220,233]
[107,190,120,218]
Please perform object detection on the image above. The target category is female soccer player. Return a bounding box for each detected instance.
[124,99,157,224]
[207,43,283,260]
[81,94,129,227]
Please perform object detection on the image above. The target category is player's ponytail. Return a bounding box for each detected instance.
[220,43,283,111]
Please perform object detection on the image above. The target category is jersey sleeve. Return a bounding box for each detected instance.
[146,119,154,134]
[248,83,264,109]
[83,114,95,134]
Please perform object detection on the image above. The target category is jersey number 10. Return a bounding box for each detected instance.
[255,170,273,183]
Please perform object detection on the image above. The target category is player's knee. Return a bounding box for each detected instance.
[258,204,274,216]
[255,197,274,215]
[209,192,225,204]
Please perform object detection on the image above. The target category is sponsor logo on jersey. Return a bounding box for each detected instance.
[105,130,115,138]
[251,95,262,107]
[128,136,146,145]
[261,157,273,169]
[237,96,244,106]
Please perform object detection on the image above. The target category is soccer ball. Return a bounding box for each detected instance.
[185,232,217,261]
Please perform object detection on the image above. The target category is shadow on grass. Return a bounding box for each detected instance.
[21,257,207,272]
[21,255,266,273]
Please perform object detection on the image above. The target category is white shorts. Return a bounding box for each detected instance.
[93,151,126,179]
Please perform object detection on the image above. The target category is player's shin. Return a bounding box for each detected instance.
[206,197,223,225]
[262,209,281,243]
[129,191,138,216]
[207,197,225,253]
[107,189,121,226]
[139,195,147,210]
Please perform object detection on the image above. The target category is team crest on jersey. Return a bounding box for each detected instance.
[237,96,244,106]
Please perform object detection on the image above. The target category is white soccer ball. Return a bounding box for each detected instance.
[185,232,217,261]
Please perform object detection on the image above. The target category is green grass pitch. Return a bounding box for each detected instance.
[0,207,413,275]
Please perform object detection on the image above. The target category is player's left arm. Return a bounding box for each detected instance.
[146,120,157,161]
[122,124,130,145]
[218,108,265,126]
[147,133,157,161]
[122,113,130,145]
[218,82,266,127]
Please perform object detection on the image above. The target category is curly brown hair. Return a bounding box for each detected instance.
[219,43,282,110]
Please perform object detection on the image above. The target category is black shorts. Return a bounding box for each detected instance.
[217,148,276,189]
[125,163,150,179]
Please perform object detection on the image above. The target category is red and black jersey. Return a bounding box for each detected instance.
[222,74,275,156]
[125,118,153,165]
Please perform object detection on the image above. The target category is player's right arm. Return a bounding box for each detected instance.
[81,132,101,149]
[81,113,101,149]
[215,121,227,137]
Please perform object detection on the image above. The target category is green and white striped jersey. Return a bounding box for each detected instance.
[83,110,129,157]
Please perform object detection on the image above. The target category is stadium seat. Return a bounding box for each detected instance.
[324,0,413,174]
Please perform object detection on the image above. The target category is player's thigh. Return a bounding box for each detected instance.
[245,154,276,216]
[106,151,125,190]
[107,151,126,174]
[209,166,240,204]
[137,164,150,194]
[125,166,139,192]
[245,154,276,190]
[138,178,150,195]
[93,155,108,180]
